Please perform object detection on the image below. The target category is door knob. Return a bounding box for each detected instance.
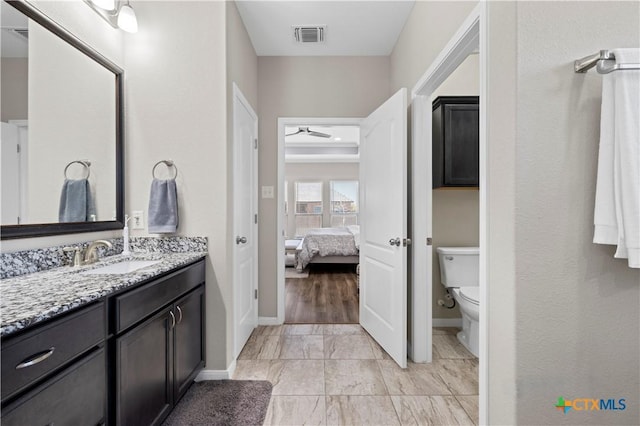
[236,236,247,244]
[388,237,401,246]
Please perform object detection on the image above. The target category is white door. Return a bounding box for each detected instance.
[232,84,259,358]
[1,122,21,225]
[359,88,408,368]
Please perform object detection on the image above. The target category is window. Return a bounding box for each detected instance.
[330,180,358,227]
[294,182,323,236]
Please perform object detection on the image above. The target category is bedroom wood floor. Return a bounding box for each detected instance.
[285,265,359,324]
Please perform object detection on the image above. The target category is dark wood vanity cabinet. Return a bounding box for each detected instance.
[1,303,107,426]
[1,258,206,426]
[114,261,205,426]
[432,96,479,188]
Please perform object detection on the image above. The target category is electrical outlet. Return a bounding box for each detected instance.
[131,211,144,229]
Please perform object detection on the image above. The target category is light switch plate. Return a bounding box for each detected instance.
[131,210,144,229]
[261,186,274,199]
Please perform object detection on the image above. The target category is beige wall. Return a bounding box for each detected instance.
[486,2,517,423]
[258,56,390,317]
[28,20,116,224]
[123,0,230,369]
[284,162,359,238]
[389,2,479,319]
[1,59,28,122]
[512,2,640,424]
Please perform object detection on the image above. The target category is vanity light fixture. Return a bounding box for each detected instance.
[117,1,138,33]
[83,0,138,33]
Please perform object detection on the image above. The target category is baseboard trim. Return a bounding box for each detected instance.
[433,318,462,328]
[258,316,282,326]
[195,360,237,381]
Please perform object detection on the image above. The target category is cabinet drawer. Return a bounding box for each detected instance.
[1,302,105,402]
[1,348,105,426]
[115,260,205,333]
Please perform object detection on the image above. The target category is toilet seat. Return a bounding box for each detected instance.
[458,287,479,305]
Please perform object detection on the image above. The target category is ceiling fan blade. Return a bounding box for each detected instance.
[285,129,302,136]
[308,131,331,138]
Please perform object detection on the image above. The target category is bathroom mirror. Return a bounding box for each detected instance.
[1,0,124,239]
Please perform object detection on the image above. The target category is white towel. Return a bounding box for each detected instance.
[593,48,640,268]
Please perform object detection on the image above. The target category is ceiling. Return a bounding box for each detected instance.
[1,1,28,58]
[235,1,415,56]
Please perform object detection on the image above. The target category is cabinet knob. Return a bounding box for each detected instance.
[236,236,247,245]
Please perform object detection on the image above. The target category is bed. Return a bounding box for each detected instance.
[296,225,360,270]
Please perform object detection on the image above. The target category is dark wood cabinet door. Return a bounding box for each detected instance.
[173,286,205,403]
[443,104,479,186]
[2,348,105,426]
[116,309,173,426]
[432,96,479,188]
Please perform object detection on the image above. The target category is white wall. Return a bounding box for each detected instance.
[257,56,390,317]
[512,2,640,423]
[284,162,359,238]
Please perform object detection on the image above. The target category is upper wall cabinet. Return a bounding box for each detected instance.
[432,96,479,188]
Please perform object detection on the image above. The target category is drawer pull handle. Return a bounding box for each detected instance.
[169,310,176,329]
[176,305,183,324]
[16,347,55,369]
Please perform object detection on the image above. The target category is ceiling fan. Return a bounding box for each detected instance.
[285,126,331,138]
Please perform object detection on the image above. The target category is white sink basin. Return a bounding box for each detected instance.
[81,260,161,275]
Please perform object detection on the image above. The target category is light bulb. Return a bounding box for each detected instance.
[117,3,138,33]
[91,0,116,11]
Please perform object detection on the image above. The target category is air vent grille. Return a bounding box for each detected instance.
[13,29,28,40]
[293,26,325,43]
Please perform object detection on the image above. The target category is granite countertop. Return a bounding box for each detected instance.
[0,251,207,338]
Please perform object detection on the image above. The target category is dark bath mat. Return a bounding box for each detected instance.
[162,380,272,426]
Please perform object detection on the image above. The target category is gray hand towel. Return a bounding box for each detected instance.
[59,179,96,222]
[148,178,179,233]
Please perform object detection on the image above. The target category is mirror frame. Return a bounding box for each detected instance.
[1,0,124,239]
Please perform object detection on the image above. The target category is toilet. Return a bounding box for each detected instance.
[436,247,480,357]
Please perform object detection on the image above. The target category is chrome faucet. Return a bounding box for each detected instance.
[84,240,113,264]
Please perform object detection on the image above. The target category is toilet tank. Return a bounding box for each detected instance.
[436,247,479,288]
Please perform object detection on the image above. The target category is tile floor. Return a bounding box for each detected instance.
[233,325,478,425]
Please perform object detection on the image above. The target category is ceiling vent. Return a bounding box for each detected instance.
[12,29,28,40]
[293,26,325,43]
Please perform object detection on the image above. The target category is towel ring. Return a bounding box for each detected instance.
[152,160,178,179]
[64,160,91,179]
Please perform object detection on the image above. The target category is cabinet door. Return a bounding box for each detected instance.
[173,286,205,403]
[443,104,479,186]
[116,309,173,426]
[2,348,105,426]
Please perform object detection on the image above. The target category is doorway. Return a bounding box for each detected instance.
[280,120,362,324]
[276,88,410,369]
[410,3,487,423]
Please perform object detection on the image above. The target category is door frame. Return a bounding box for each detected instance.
[410,3,487,424]
[276,117,362,323]
[232,83,259,358]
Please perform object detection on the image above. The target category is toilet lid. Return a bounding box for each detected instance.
[459,287,479,305]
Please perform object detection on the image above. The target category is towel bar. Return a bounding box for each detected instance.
[64,160,91,179]
[575,49,640,74]
[152,160,178,179]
